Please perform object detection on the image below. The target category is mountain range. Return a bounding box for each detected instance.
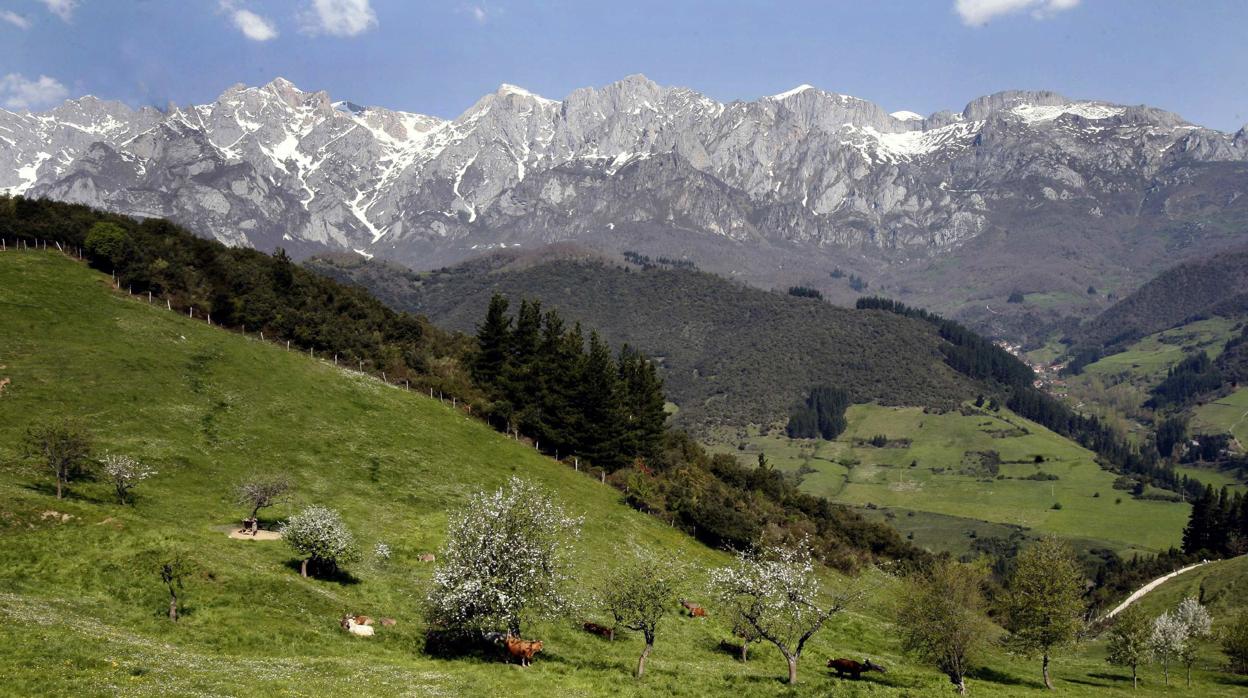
[5,75,1248,330]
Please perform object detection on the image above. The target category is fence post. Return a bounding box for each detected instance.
[286,341,290,351]
[189,307,193,318]
[166,298,171,310]
[148,291,152,304]
[382,372,387,383]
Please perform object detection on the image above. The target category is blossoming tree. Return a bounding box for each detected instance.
[427,477,581,636]
[710,539,867,684]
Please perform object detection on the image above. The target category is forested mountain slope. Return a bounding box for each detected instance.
[309,250,984,430]
[1070,249,1248,366]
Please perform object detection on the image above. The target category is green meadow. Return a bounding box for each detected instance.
[0,250,1244,696]
[716,405,1189,557]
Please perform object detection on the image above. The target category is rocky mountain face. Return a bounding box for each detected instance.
[5,75,1248,331]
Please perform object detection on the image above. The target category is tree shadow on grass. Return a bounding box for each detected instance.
[21,481,108,505]
[1213,673,1248,688]
[1067,672,1122,689]
[967,665,1043,689]
[282,559,360,585]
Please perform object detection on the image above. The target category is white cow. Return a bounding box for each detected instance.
[341,615,374,637]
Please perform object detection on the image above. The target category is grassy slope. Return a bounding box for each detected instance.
[1,251,1243,697]
[1192,387,1248,450]
[714,405,1189,557]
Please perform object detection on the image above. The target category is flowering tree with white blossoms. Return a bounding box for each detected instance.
[710,539,868,684]
[1149,610,1188,686]
[1174,597,1213,687]
[101,453,156,505]
[427,477,581,637]
[280,505,360,578]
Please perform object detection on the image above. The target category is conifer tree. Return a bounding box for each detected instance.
[578,331,628,472]
[474,293,512,389]
[619,345,667,462]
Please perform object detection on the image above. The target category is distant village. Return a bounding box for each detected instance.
[996,341,1069,398]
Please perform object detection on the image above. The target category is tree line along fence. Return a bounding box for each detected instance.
[1,237,617,487]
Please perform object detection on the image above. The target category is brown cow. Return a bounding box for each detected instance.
[827,658,887,680]
[679,599,707,618]
[504,634,543,667]
[418,553,436,563]
[380,618,397,627]
[583,621,615,641]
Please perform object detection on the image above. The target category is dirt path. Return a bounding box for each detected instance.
[1103,560,1210,620]
[228,529,282,541]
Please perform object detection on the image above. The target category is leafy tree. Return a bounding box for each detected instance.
[601,550,683,678]
[1003,537,1086,690]
[158,547,197,622]
[83,221,131,270]
[1007,290,1025,304]
[710,540,866,684]
[235,474,293,523]
[1222,610,1248,674]
[1174,597,1212,687]
[23,420,92,500]
[101,454,156,505]
[427,477,581,636]
[1149,610,1186,686]
[1105,605,1151,689]
[897,558,992,694]
[280,505,360,578]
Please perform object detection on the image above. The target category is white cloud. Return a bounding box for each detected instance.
[39,0,77,22]
[1,11,31,29]
[0,74,69,110]
[231,8,278,41]
[955,0,1080,26]
[303,0,377,37]
[470,5,487,23]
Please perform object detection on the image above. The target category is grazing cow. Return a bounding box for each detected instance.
[418,553,436,563]
[380,618,397,627]
[341,615,375,637]
[827,658,886,680]
[680,599,707,618]
[504,634,544,667]
[353,615,374,626]
[583,621,615,641]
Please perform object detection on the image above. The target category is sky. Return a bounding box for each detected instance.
[1,0,1246,131]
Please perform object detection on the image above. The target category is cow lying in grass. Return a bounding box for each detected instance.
[341,615,374,637]
[504,634,543,667]
[827,658,886,680]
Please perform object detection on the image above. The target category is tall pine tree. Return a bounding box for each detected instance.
[474,293,512,390]
[618,345,668,463]
[577,331,628,472]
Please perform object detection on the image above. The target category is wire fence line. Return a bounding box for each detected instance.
[1,240,615,486]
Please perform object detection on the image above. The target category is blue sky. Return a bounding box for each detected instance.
[2,0,1246,131]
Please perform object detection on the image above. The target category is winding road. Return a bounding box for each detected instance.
[1103,560,1210,620]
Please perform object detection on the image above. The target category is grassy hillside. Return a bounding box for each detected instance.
[1070,249,1248,366]
[712,405,1190,557]
[3,250,1246,696]
[308,252,984,432]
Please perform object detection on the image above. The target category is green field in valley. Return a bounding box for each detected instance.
[716,405,1190,557]
[1,250,1245,697]
[1192,387,1248,450]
